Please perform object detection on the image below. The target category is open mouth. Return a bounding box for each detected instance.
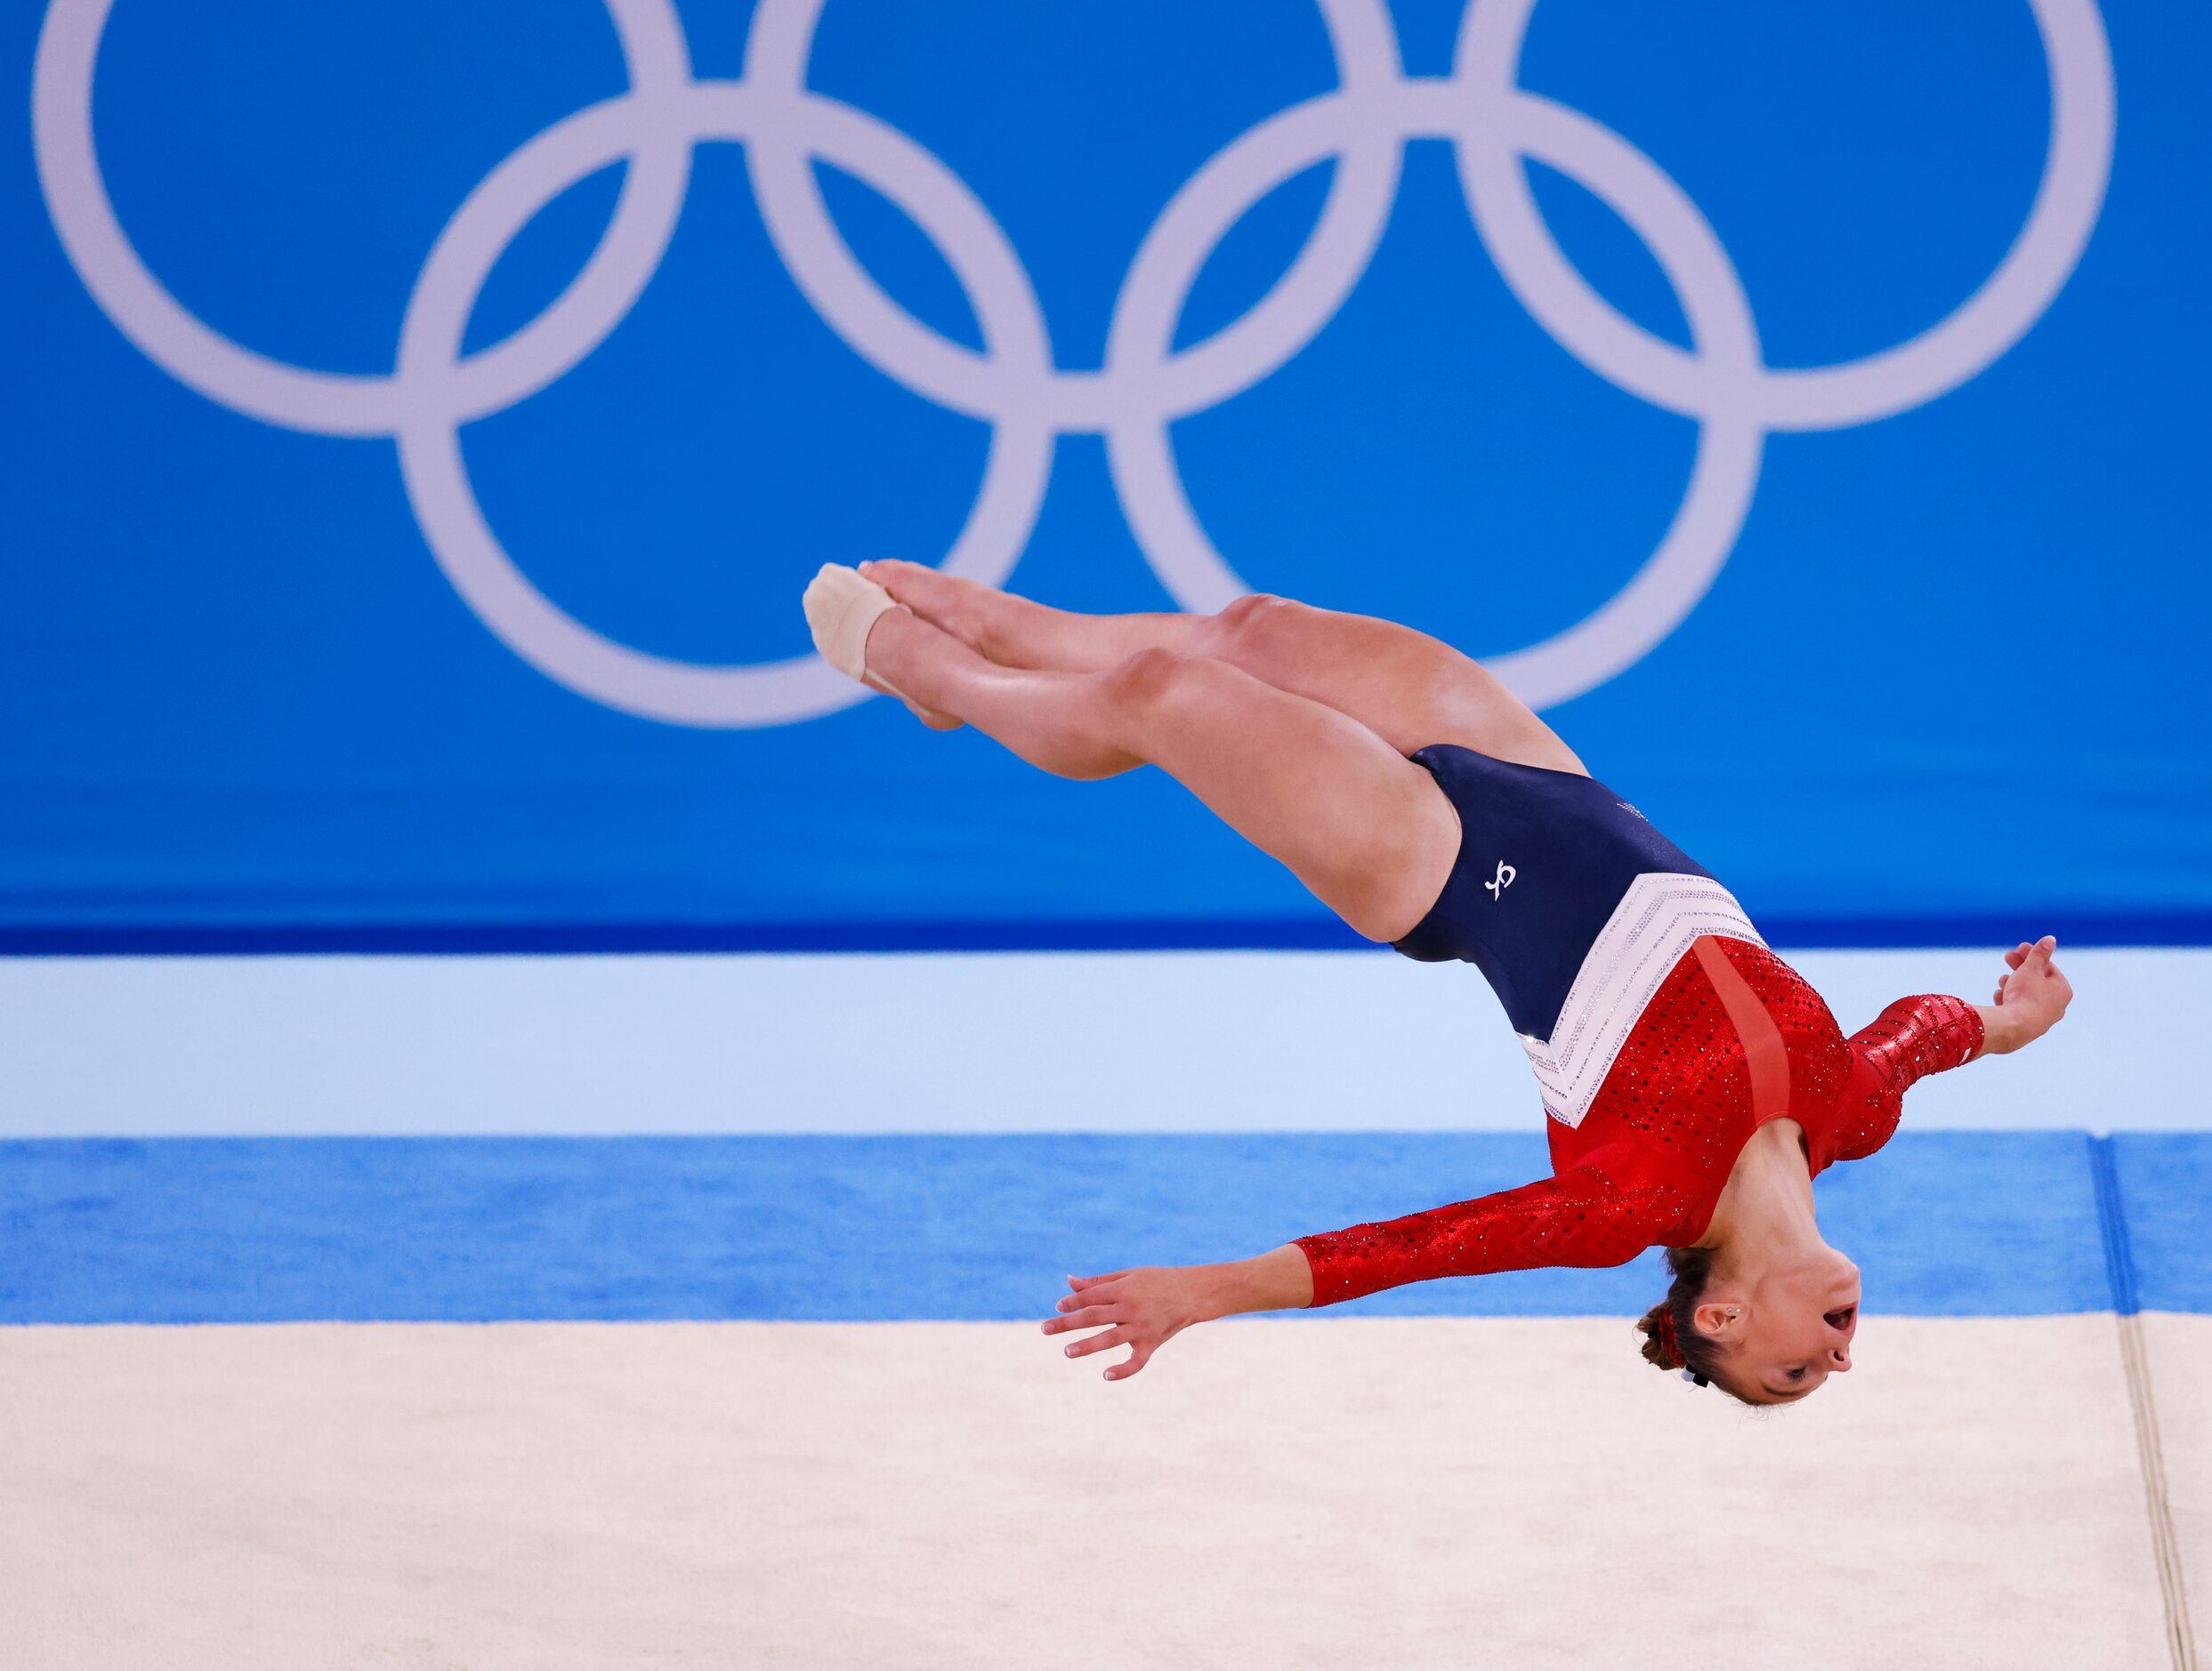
[1824,1304,1858,1333]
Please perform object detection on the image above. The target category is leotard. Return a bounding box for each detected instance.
[1294,747,1984,1306]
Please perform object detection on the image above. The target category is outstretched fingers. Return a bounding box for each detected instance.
[1040,1304,1157,1379]
[1040,1304,1120,1336]
[1103,1342,1157,1382]
[1996,936,2059,1002]
[1061,1325,1133,1360]
[1990,936,2071,1049]
[1044,1271,1170,1380]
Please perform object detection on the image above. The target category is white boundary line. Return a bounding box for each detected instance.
[0,947,2201,1137]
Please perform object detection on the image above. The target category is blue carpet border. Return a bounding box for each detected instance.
[2,1132,2202,1326]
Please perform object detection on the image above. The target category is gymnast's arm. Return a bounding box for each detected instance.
[1040,1153,1675,1381]
[1830,935,2071,1159]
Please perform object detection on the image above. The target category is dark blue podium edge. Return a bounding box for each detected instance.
[2,909,2208,957]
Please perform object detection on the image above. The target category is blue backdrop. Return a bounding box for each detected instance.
[4,0,2205,948]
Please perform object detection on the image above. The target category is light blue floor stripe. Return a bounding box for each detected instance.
[0,1133,2200,1325]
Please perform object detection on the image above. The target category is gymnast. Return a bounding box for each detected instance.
[803,562,2072,1405]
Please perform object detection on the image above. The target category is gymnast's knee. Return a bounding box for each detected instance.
[1098,645,1206,719]
[1211,592,1306,659]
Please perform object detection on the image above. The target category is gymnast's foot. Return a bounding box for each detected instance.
[802,563,963,730]
[858,560,1029,665]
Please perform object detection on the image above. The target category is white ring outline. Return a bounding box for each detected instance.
[29,0,2115,723]
[394,84,1055,725]
[31,0,697,437]
[1452,0,2117,430]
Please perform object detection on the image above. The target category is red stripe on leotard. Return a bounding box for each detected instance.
[1693,935,1790,1126]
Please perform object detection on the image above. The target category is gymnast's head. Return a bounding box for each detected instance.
[1635,1243,1861,1405]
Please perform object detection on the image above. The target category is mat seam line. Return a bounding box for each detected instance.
[2090,1133,2198,1671]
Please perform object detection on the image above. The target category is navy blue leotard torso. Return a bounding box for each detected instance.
[1393,745,1710,1041]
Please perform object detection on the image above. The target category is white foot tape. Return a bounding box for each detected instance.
[803,563,900,685]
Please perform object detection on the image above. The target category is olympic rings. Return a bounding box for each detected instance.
[30,0,2114,725]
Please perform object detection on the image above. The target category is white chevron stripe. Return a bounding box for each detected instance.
[1520,873,1765,1128]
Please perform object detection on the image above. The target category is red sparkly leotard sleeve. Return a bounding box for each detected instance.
[1831,994,1985,1161]
[1296,991,1985,1306]
[1294,1144,1691,1307]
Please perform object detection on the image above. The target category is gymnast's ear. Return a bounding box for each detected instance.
[1691,1298,1742,1343]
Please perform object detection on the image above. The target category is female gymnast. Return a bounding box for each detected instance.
[803,562,2072,1405]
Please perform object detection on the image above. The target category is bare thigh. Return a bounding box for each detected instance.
[862,562,1585,774]
[863,611,1462,942]
[1200,594,1587,771]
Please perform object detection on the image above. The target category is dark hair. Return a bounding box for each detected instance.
[1635,1246,1747,1401]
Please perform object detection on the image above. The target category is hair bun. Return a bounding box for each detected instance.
[1641,1247,1729,1398]
[1635,1302,1685,1371]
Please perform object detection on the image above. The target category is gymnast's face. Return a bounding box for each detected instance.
[1698,1247,1861,1405]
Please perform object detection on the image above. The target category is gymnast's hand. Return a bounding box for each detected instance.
[1041,1246,1315,1381]
[1980,934,2072,1053]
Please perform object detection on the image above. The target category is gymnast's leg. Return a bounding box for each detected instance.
[855,604,1459,943]
[858,561,1584,775]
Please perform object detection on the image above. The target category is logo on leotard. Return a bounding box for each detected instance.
[1485,860,1517,900]
[1617,802,1648,822]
